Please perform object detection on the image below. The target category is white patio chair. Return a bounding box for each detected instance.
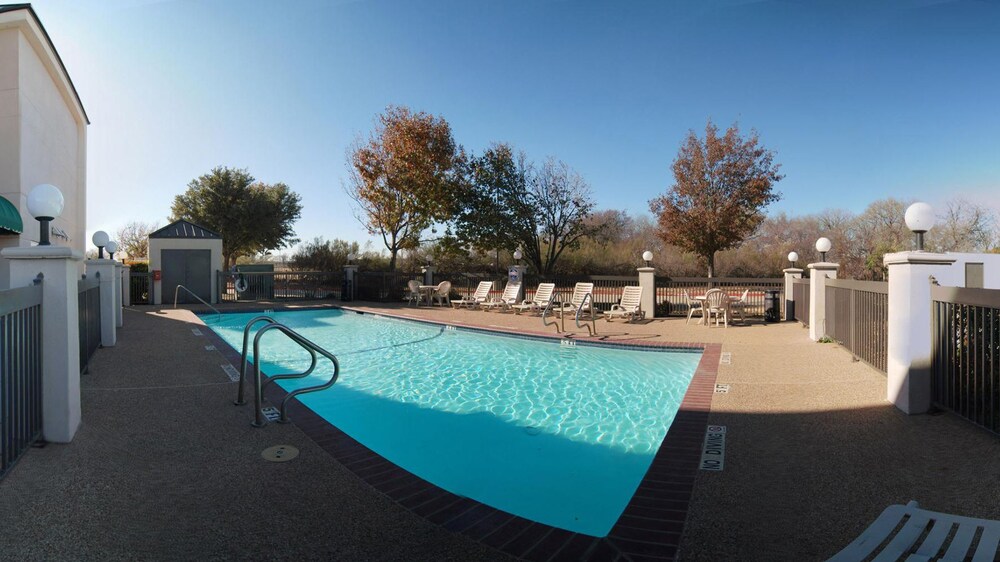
[684,289,704,324]
[482,281,521,312]
[405,279,422,306]
[554,283,595,318]
[451,281,492,309]
[430,281,451,307]
[729,289,749,323]
[704,288,730,328]
[828,500,1000,562]
[606,286,644,322]
[512,283,555,315]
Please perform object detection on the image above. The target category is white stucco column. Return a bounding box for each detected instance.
[86,259,118,347]
[122,265,131,307]
[637,266,656,319]
[783,268,803,321]
[807,262,838,341]
[2,246,84,443]
[343,265,358,301]
[508,265,527,303]
[422,266,436,286]
[884,252,957,414]
[113,262,123,328]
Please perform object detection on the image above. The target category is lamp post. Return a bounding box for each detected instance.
[513,249,522,263]
[642,250,653,267]
[26,184,65,246]
[904,202,935,251]
[92,230,109,259]
[815,237,832,262]
[346,252,355,264]
[788,251,799,268]
[106,240,118,261]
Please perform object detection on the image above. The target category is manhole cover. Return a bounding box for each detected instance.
[262,445,299,463]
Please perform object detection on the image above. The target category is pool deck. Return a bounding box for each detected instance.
[2,300,999,561]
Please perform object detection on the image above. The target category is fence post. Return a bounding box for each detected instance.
[121,264,131,307]
[422,265,435,286]
[884,251,957,414]
[782,267,803,321]
[343,264,358,301]
[1,246,84,443]
[637,266,656,319]
[113,262,123,328]
[807,261,838,341]
[86,259,119,347]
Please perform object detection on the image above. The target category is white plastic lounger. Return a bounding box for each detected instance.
[451,281,492,309]
[482,281,521,312]
[512,283,555,315]
[828,501,1000,562]
[606,286,644,322]
[554,283,595,318]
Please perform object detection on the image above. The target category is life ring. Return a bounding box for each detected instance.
[235,276,248,294]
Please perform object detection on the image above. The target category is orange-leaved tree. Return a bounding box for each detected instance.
[346,106,463,271]
[649,120,783,277]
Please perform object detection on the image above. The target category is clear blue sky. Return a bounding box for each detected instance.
[29,0,1000,254]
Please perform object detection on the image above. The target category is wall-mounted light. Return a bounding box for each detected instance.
[92,230,109,259]
[904,202,935,251]
[788,251,799,268]
[26,184,64,246]
[815,237,832,262]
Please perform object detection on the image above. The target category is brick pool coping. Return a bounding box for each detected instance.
[196,304,719,561]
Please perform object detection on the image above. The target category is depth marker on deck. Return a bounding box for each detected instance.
[720,352,732,364]
[714,384,730,394]
[191,328,203,336]
[204,345,216,351]
[700,425,727,471]
[221,364,240,382]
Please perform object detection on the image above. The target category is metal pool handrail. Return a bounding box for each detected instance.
[574,292,597,336]
[234,315,280,405]
[237,319,341,427]
[173,284,222,323]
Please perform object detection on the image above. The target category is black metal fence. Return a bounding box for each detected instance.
[352,271,418,302]
[78,274,101,375]
[932,285,1000,435]
[825,279,888,374]
[793,279,810,326]
[129,272,153,305]
[218,271,344,302]
[0,279,43,478]
[654,277,784,317]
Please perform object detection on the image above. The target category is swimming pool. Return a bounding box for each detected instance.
[207,309,701,536]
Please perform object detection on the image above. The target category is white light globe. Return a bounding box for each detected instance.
[106,240,118,254]
[788,251,799,263]
[513,249,523,260]
[815,237,832,254]
[347,253,356,261]
[642,250,654,262]
[904,202,935,233]
[92,230,110,247]
[26,184,64,219]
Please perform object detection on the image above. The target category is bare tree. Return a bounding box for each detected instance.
[115,220,160,259]
[931,199,998,252]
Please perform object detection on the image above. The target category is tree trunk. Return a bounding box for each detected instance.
[388,248,398,272]
[706,252,715,279]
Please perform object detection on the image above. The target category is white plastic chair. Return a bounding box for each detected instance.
[704,288,729,328]
[451,281,492,309]
[405,279,422,306]
[512,283,555,315]
[482,281,521,312]
[431,281,451,307]
[828,501,1000,562]
[554,283,595,318]
[606,286,644,322]
[684,289,704,324]
[730,288,749,323]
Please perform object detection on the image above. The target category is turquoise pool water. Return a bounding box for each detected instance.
[207,309,701,536]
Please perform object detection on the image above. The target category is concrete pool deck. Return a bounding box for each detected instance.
[1,300,999,560]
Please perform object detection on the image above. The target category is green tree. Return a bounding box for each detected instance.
[290,237,360,272]
[346,106,463,271]
[649,120,783,277]
[171,166,302,269]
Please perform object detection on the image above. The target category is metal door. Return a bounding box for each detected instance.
[162,249,212,304]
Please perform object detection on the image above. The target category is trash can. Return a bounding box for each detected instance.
[764,289,781,323]
[341,278,352,302]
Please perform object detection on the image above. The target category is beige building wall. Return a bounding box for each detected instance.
[149,238,224,305]
[0,9,88,289]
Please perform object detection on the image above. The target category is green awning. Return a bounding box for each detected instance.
[0,196,23,235]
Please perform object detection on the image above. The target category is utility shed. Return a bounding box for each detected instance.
[148,220,223,305]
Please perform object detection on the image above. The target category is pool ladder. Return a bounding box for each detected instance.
[541,292,597,336]
[233,316,340,427]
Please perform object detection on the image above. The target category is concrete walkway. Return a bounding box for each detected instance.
[2,301,999,561]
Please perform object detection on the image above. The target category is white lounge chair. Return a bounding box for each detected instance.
[554,283,595,318]
[451,281,492,309]
[430,281,451,307]
[829,500,1000,562]
[512,283,555,315]
[482,281,521,312]
[704,288,729,328]
[684,289,704,324]
[729,288,749,323]
[405,279,422,306]
[606,286,644,322]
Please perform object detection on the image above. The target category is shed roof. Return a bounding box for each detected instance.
[149,220,222,239]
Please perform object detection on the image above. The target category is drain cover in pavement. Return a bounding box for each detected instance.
[262,445,299,463]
